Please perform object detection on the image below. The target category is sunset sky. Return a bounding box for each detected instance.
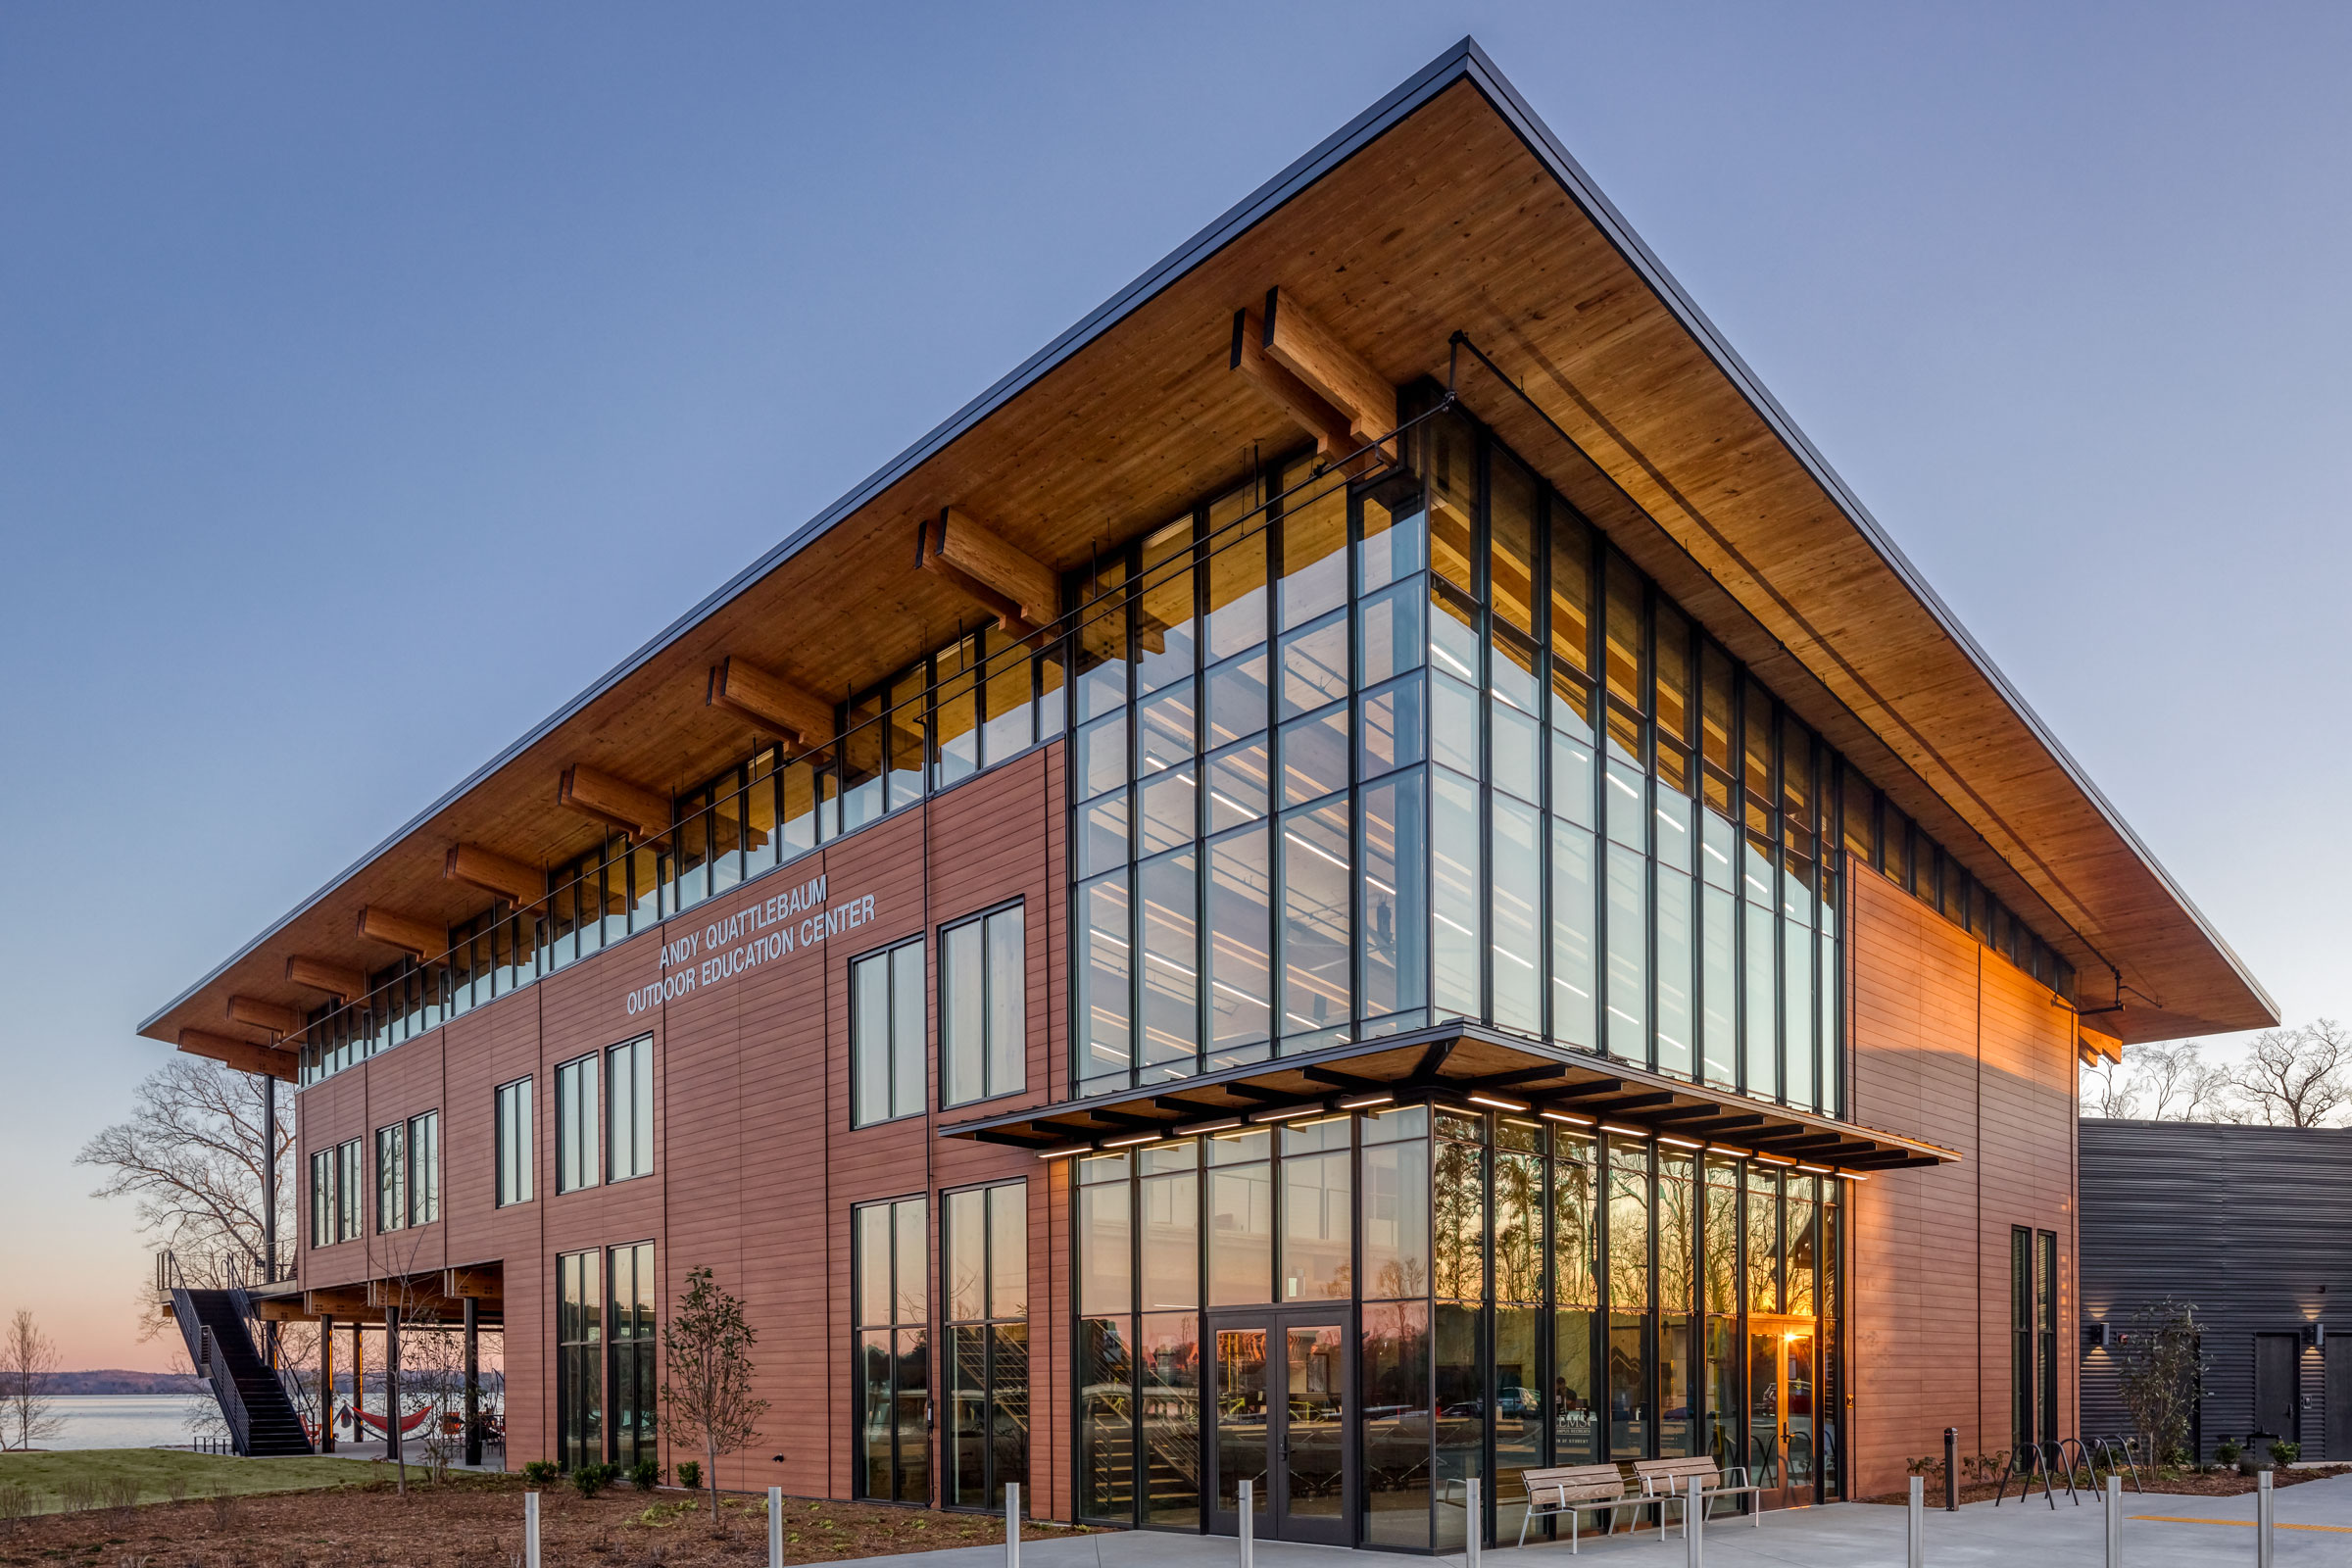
[3,1,2346,1370]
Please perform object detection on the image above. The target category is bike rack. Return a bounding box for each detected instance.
[2088,1435,2145,1494]
[1993,1443,2059,1509]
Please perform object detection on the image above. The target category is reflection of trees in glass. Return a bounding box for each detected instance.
[1786,1197,1817,1316]
[1702,1165,1740,1313]
[1433,1138,1486,1301]
[1494,1152,1543,1303]
[1607,1152,1649,1311]
[1657,1162,1695,1312]
[1745,1176,1780,1315]
[1551,1152,1596,1306]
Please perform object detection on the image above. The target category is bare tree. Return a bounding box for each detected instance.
[2226,1022,2351,1128]
[661,1266,769,1521]
[75,1057,294,1288]
[2137,1042,2233,1122]
[0,1311,63,1450]
[2082,1054,2139,1119]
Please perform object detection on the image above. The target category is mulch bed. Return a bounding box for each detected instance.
[0,1473,1089,1567]
[1861,1464,2352,1506]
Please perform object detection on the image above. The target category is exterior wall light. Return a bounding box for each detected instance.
[2083,1321,2110,1350]
[2306,1322,2328,1350]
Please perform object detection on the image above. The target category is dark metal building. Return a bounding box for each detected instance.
[2080,1118,2352,1460]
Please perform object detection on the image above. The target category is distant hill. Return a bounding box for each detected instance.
[51,1370,207,1395]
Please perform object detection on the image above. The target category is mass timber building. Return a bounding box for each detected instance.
[141,40,2273,1544]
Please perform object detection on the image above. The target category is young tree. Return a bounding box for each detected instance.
[2227,1022,2351,1128]
[0,1311,63,1450]
[661,1267,770,1521]
[2116,1298,2208,1466]
[76,1057,296,1291]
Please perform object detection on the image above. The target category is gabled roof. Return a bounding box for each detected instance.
[142,38,2273,1052]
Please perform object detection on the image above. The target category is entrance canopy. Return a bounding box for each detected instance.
[942,1023,1956,1173]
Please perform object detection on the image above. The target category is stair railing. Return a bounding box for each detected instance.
[199,1325,255,1457]
[226,1280,318,1449]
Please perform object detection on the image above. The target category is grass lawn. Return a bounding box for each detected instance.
[0,1447,380,1512]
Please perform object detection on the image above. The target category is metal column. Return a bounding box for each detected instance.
[464,1297,483,1468]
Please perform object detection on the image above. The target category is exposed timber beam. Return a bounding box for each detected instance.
[1231,306,1354,460]
[285,956,365,1003]
[2079,1024,2123,1065]
[918,508,1057,635]
[178,1028,297,1082]
[558,764,670,843]
[304,1288,374,1319]
[226,995,305,1037]
[356,906,445,962]
[707,656,838,746]
[1259,286,1397,457]
[252,1298,314,1322]
[443,844,543,907]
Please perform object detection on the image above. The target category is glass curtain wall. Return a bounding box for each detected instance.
[1070,1103,1842,1544]
[943,1182,1029,1511]
[857,1197,932,1504]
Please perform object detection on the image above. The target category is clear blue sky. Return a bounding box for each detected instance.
[4,3,2346,1368]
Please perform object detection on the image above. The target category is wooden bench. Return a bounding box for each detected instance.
[1513,1463,1640,1552]
[1631,1456,1762,1537]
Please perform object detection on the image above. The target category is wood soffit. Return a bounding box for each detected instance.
[141,41,2271,1058]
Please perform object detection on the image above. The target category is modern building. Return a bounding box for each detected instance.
[2081,1119,2351,1461]
[139,39,2275,1546]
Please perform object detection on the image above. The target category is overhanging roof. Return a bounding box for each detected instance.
[142,37,2272,1054]
[942,1024,1957,1173]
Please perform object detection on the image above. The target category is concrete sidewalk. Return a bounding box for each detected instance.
[841,1475,2352,1568]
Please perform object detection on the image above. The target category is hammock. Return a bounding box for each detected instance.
[346,1404,433,1437]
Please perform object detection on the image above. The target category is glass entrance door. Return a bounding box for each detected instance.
[1745,1317,1816,1509]
[1209,1313,1351,1544]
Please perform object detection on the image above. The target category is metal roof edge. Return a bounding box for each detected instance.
[138,39,1491,1037]
[1448,42,2273,1022]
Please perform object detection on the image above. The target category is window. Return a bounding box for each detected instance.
[944,1182,1028,1509]
[558,1249,603,1472]
[556,1053,600,1193]
[376,1122,408,1233]
[2011,1226,2034,1453]
[310,1138,364,1247]
[496,1077,534,1206]
[852,941,925,1127]
[606,1036,654,1182]
[610,1243,657,1469]
[942,905,1024,1107]
[411,1111,439,1225]
[855,1196,930,1503]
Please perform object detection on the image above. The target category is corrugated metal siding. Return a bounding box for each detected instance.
[2080,1119,2352,1458]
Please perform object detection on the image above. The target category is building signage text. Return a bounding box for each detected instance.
[625,873,873,1015]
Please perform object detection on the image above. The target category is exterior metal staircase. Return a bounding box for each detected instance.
[160,1252,315,1457]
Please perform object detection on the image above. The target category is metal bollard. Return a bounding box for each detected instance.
[769,1485,784,1568]
[1005,1483,1021,1568]
[1465,1476,1481,1568]
[2257,1468,2274,1568]
[1686,1472,1704,1568]
[1240,1478,1254,1568]
[1907,1476,1924,1568]
[524,1491,541,1568]
[2104,1475,2121,1568]
[1944,1428,1959,1512]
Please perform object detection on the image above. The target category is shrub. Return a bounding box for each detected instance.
[2216,1437,2244,1464]
[2161,1444,2190,1468]
[570,1463,620,1499]
[675,1460,702,1491]
[630,1459,664,1491]
[2272,1441,2301,1467]
[521,1461,559,1486]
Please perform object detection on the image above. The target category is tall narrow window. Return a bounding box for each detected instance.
[336,1139,363,1243]
[556,1053,600,1195]
[855,1196,930,1503]
[375,1121,408,1234]
[606,1036,655,1181]
[609,1242,657,1470]
[853,941,926,1126]
[309,1150,332,1248]
[2036,1229,2059,1447]
[944,1182,1028,1510]
[942,905,1025,1108]
[2011,1226,2034,1454]
[558,1249,603,1472]
[496,1077,534,1207]
[407,1110,440,1226]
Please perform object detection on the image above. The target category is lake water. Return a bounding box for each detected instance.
[38,1395,209,1450]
